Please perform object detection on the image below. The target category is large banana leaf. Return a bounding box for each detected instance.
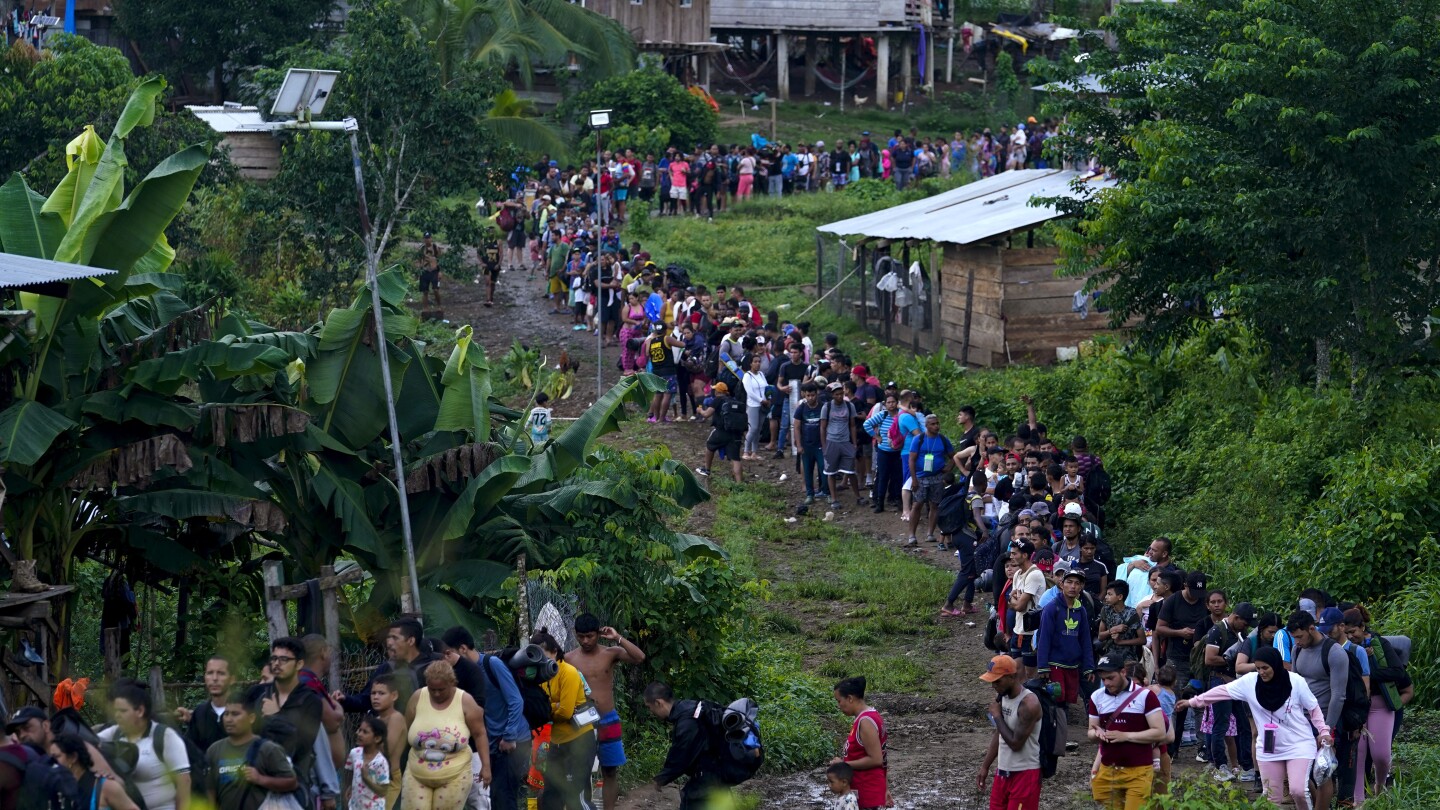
[41,125,106,228]
[308,308,406,448]
[420,586,496,637]
[82,145,210,276]
[0,174,65,259]
[310,459,382,553]
[427,559,511,599]
[114,489,254,521]
[435,325,492,436]
[127,340,292,393]
[437,453,533,543]
[0,401,77,466]
[81,390,199,430]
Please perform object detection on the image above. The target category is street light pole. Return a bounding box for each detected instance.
[589,109,613,398]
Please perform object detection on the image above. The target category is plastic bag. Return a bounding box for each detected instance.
[258,794,304,810]
[1311,743,1339,784]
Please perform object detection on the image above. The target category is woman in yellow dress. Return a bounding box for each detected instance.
[402,660,492,810]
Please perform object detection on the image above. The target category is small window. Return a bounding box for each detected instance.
[679,0,692,7]
[631,0,643,5]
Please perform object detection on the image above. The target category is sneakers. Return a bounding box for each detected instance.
[1238,769,1257,783]
[1195,751,1209,763]
[772,450,785,459]
[1212,767,1235,783]
[694,467,709,477]
[804,495,815,505]
[904,536,918,547]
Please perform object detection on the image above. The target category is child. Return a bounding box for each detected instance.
[207,692,297,810]
[1061,455,1085,493]
[369,675,407,810]
[824,762,860,810]
[345,715,391,810]
[1075,535,1109,597]
[1097,581,1144,662]
[527,392,553,446]
[1150,664,1177,792]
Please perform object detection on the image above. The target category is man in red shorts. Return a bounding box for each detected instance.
[1036,565,1096,708]
[977,655,1042,809]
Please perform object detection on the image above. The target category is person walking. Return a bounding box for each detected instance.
[1287,610,1348,810]
[832,678,887,810]
[97,680,192,810]
[1344,607,1406,805]
[1086,655,1167,810]
[402,661,491,810]
[1176,647,1331,809]
[976,655,1042,810]
[570,614,647,810]
[532,629,595,810]
[644,682,726,810]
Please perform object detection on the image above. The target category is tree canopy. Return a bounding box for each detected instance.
[1040,0,1440,379]
[567,64,719,151]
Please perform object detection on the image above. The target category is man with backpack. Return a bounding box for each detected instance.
[908,414,954,546]
[821,382,864,509]
[3,707,81,810]
[643,683,728,810]
[1289,609,1358,810]
[255,638,321,806]
[207,694,297,810]
[444,627,532,810]
[696,382,745,483]
[977,654,1043,809]
[1086,654,1167,810]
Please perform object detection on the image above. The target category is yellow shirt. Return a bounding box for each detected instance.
[407,688,470,786]
[543,661,593,745]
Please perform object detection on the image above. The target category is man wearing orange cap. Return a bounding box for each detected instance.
[697,382,744,483]
[977,655,1042,809]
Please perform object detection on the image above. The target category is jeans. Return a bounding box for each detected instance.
[800,445,829,497]
[767,175,784,196]
[873,448,902,508]
[489,739,531,810]
[1205,678,1254,771]
[745,404,763,455]
[1167,657,1193,758]
[893,167,911,190]
[946,534,977,606]
[776,397,792,449]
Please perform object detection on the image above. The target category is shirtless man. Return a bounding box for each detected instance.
[569,613,646,810]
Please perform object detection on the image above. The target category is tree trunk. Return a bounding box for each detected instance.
[213,64,226,104]
[1315,337,1331,391]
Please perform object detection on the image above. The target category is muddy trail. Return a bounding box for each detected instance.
[434,260,1212,808]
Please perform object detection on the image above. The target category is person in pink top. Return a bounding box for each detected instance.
[1176,646,1332,809]
[831,677,887,809]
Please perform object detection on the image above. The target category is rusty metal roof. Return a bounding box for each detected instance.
[0,252,116,290]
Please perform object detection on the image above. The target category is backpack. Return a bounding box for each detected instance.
[1021,679,1067,778]
[695,699,764,786]
[1191,622,1237,685]
[1086,464,1113,506]
[681,347,706,375]
[886,414,903,449]
[484,651,555,732]
[1320,638,1373,731]
[497,206,517,232]
[0,745,80,810]
[719,398,748,434]
[936,482,973,537]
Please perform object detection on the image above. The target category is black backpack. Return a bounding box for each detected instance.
[1021,679,1067,778]
[1320,638,1373,731]
[695,699,764,786]
[483,653,554,732]
[936,481,973,537]
[718,398,748,434]
[0,746,80,810]
[1086,464,1113,506]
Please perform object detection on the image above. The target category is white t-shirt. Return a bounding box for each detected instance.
[1011,566,1048,635]
[346,747,391,810]
[527,407,552,445]
[1217,672,1321,762]
[743,371,768,408]
[97,723,190,810]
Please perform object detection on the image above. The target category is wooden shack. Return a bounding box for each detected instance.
[816,169,1117,367]
[186,106,281,182]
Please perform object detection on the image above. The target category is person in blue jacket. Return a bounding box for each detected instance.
[1036,567,1097,708]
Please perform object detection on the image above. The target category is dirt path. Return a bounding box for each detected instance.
[434,260,1151,808]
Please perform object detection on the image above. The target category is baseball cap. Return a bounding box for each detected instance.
[1009,538,1036,555]
[1317,607,1345,633]
[861,130,871,136]
[1061,502,1084,520]
[4,705,45,731]
[852,364,868,376]
[423,231,433,238]
[1095,654,1127,673]
[1030,501,1051,517]
[1185,571,1208,591]
[1051,559,1070,577]
[1017,508,1036,520]
[1061,565,1085,583]
[827,381,844,392]
[978,654,1019,682]
[815,140,825,148]
[1298,597,1318,615]
[1033,549,1056,573]
[711,382,729,395]
[1234,602,1257,624]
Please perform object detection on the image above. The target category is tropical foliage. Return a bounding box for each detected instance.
[566,65,719,151]
[1037,0,1440,380]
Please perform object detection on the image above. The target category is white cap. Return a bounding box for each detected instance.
[815,140,825,147]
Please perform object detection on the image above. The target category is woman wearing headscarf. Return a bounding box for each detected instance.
[1176,647,1331,809]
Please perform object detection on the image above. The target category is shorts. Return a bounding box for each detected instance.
[824,441,857,476]
[484,262,501,278]
[1018,633,1037,668]
[988,767,1040,810]
[419,269,440,292]
[1049,667,1080,705]
[669,185,689,201]
[549,275,566,295]
[613,188,628,201]
[856,441,873,459]
[707,429,741,460]
[596,710,626,768]
[657,374,678,394]
[914,475,945,503]
[572,300,586,318]
[507,227,526,249]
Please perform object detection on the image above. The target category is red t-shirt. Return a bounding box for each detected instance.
[1086,685,1161,767]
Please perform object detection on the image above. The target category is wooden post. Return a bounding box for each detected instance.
[837,236,847,319]
[876,35,891,108]
[901,37,913,113]
[858,245,869,331]
[516,553,531,641]
[839,35,847,113]
[776,33,790,101]
[321,564,342,689]
[262,560,288,642]
[946,33,955,84]
[769,98,778,142]
[148,666,166,713]
[103,628,123,681]
[804,35,818,97]
[816,233,825,298]
[924,28,935,92]
[961,262,977,366]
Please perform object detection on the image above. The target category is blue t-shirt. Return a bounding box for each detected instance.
[898,411,924,454]
[782,153,798,177]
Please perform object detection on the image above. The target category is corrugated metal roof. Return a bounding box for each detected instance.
[0,252,116,289]
[815,169,1115,245]
[185,105,273,134]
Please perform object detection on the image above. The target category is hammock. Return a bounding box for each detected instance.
[813,61,875,92]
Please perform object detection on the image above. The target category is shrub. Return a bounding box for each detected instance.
[1377,575,1440,709]
[1142,776,1273,809]
[567,66,718,151]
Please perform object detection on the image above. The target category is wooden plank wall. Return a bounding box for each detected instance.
[711,0,881,29]
[589,0,710,44]
[999,247,1112,365]
[938,244,1006,367]
[220,135,280,182]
